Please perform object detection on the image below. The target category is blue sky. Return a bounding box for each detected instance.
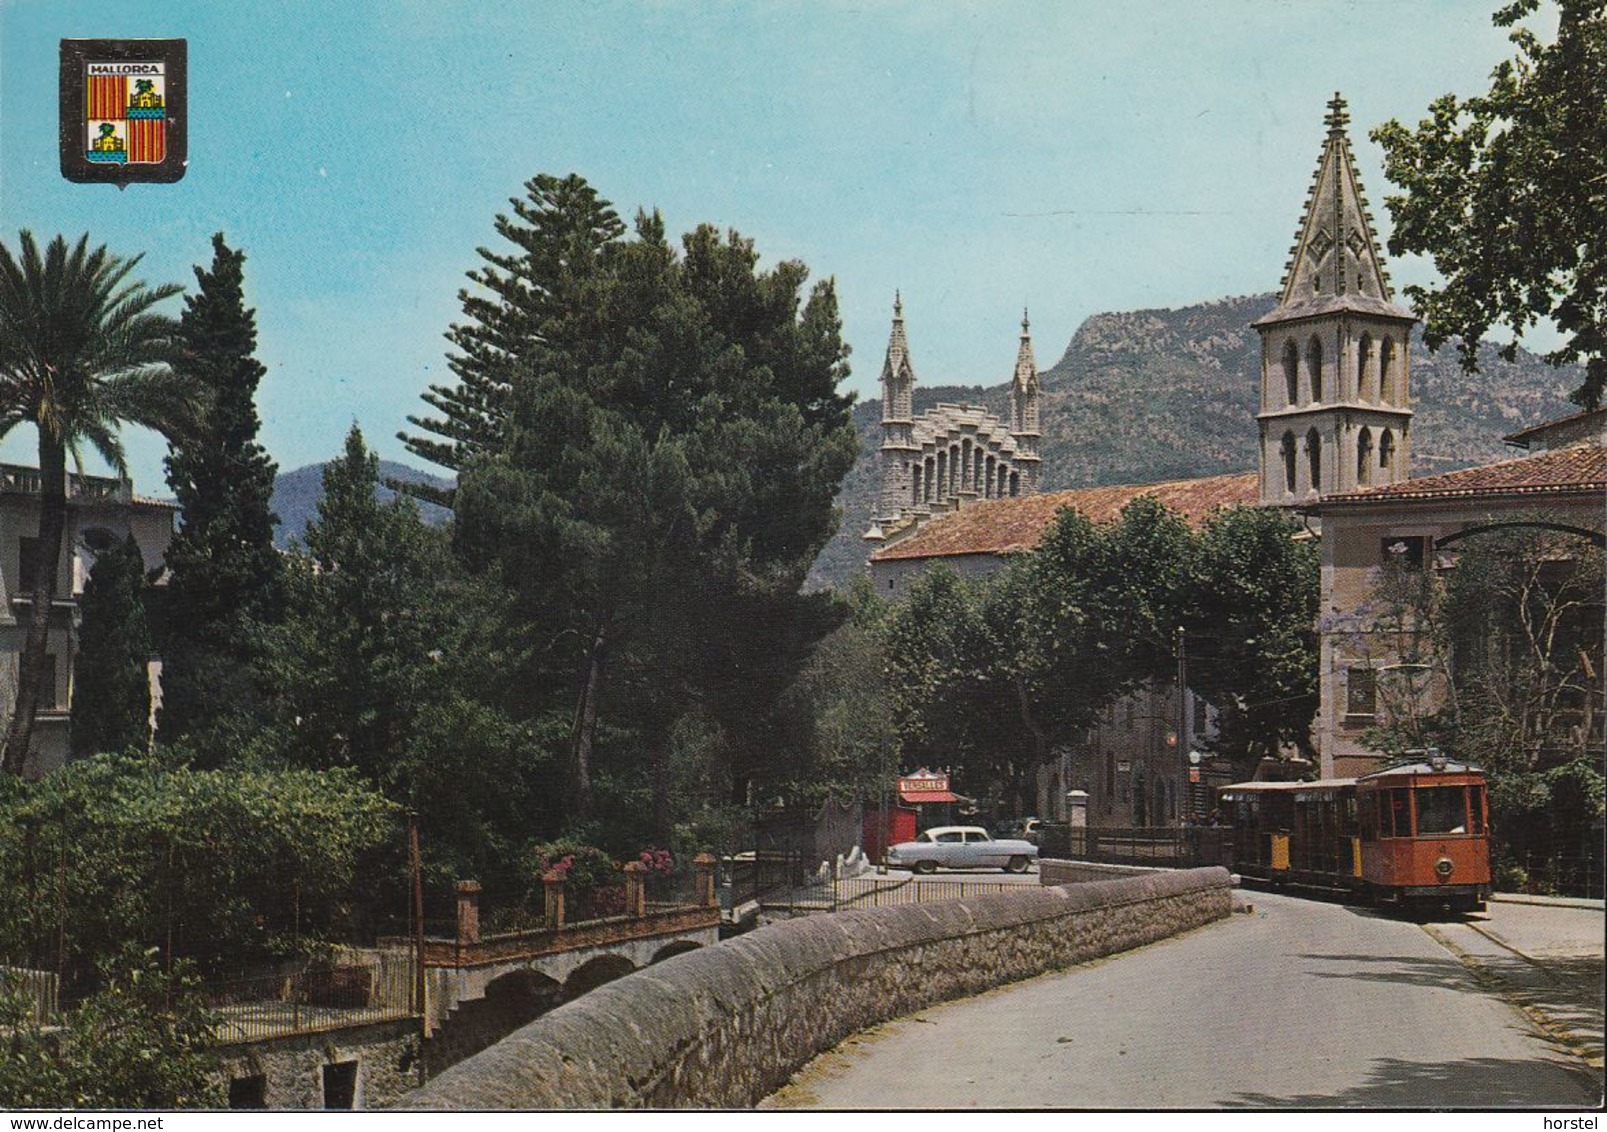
[1,1,1541,492]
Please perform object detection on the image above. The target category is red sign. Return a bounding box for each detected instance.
[898,770,950,794]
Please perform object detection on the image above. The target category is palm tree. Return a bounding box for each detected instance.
[0,232,188,774]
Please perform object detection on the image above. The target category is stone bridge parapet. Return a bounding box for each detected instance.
[401,866,1233,1109]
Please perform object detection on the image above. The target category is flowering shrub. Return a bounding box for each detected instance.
[526,844,684,920]
[638,848,674,875]
[531,840,623,921]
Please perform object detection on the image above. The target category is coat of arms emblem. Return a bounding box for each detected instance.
[60,39,186,185]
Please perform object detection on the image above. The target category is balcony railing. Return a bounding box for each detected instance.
[0,464,132,503]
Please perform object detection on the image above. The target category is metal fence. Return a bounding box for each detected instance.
[203,949,416,1045]
[830,874,1030,911]
[0,965,58,1021]
[1040,824,1234,868]
[1497,849,1605,900]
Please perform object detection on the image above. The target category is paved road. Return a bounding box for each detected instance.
[762,890,1604,1110]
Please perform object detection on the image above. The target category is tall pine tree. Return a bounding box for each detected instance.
[70,535,153,758]
[398,173,626,506]
[156,234,283,752]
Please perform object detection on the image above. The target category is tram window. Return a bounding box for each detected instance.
[1468,785,1486,834]
[1386,789,1412,837]
[1358,793,1377,841]
[1416,786,1468,834]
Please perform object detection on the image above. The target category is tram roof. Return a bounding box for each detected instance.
[1359,761,1482,779]
[1218,777,1355,794]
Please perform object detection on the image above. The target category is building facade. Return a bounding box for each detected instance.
[0,465,176,776]
[1305,438,1606,778]
[866,296,1042,544]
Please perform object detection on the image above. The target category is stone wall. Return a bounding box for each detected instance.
[401,867,1231,1110]
[216,1018,421,1110]
[1039,859,1170,885]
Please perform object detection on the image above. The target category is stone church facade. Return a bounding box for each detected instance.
[864,295,1042,544]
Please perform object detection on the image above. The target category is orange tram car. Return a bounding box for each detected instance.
[1218,758,1492,915]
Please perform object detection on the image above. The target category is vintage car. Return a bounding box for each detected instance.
[886,825,1038,874]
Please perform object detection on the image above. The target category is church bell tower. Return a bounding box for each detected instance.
[1254,93,1416,506]
[1010,310,1042,494]
[873,292,919,529]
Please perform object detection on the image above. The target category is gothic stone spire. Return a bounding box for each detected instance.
[881,290,916,425]
[1010,308,1042,484]
[1254,94,1417,509]
[1272,91,1406,318]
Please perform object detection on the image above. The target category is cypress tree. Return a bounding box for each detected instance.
[156,233,283,750]
[70,535,154,758]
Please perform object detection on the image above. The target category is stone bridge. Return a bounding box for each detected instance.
[417,857,721,1074]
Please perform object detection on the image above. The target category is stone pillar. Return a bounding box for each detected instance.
[542,871,565,929]
[1066,790,1089,829]
[623,861,646,917]
[694,853,718,908]
[455,880,481,945]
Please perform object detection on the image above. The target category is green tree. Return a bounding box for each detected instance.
[261,426,541,892]
[449,187,857,833]
[0,233,186,774]
[0,753,399,985]
[399,173,627,506]
[1185,505,1321,773]
[1371,0,1607,409]
[157,234,284,753]
[0,949,221,1110]
[70,535,153,758]
[1439,526,1603,873]
[884,500,1321,809]
[883,566,994,791]
[773,577,895,809]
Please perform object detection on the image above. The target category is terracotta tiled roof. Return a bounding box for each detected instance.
[870,471,1260,562]
[131,495,180,510]
[1315,445,1607,507]
[1502,409,1607,445]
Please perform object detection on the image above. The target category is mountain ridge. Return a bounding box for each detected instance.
[270,460,452,548]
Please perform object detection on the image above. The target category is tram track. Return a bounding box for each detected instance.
[1421,919,1605,1076]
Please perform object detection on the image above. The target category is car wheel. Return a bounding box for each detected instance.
[915,860,938,875]
[1005,856,1029,874]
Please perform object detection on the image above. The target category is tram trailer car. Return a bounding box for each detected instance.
[1219,760,1491,914]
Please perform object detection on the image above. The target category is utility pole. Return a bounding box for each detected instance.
[409,813,426,1034]
[1175,625,1189,826]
